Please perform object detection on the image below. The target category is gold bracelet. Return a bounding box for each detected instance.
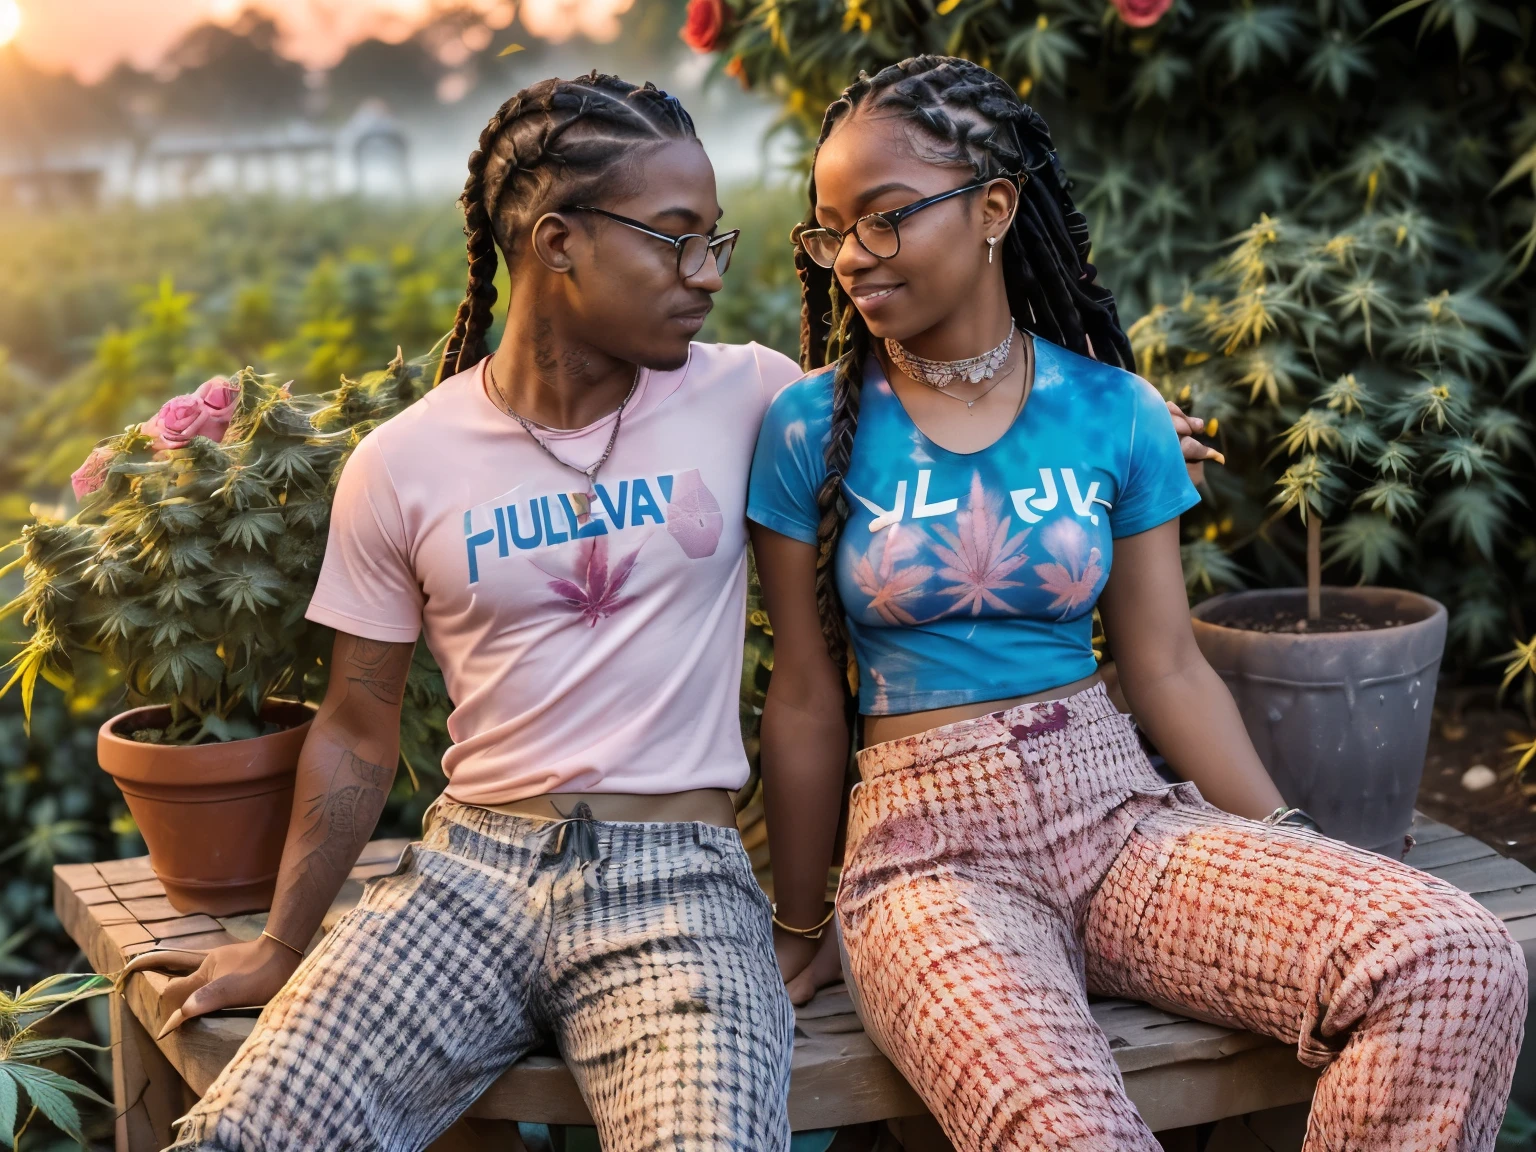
[260,929,305,958]
[771,903,836,940]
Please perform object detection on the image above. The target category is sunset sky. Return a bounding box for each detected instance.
[2,0,620,81]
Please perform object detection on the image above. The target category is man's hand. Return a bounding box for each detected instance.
[125,936,304,1038]
[1167,400,1225,486]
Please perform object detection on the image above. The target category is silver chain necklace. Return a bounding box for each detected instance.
[486,359,639,521]
[885,325,1016,390]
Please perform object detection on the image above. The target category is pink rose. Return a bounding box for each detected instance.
[196,375,239,416]
[1111,0,1171,26]
[71,445,114,501]
[142,376,240,450]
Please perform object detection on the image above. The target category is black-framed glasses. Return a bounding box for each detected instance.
[795,174,1020,269]
[571,206,739,278]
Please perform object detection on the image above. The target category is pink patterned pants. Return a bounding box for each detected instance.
[837,684,1525,1151]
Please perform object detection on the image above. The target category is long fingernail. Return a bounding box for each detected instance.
[1210,451,1226,465]
[156,1010,183,1040]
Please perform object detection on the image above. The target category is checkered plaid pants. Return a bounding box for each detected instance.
[838,683,1526,1152]
[169,801,795,1152]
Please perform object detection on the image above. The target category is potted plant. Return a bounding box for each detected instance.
[1134,214,1525,856]
[0,356,432,914]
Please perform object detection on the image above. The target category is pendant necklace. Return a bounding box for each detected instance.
[485,359,640,522]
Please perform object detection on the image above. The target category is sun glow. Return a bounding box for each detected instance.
[0,0,22,48]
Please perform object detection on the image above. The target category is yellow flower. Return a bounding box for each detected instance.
[1036,13,1048,27]
[1017,76,1034,98]
[111,811,139,836]
[1206,417,1219,435]
[936,0,963,14]
[842,0,873,32]
[1203,522,1219,541]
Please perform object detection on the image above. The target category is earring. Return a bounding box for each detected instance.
[987,236,998,264]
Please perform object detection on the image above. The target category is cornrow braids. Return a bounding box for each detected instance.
[437,72,698,384]
[797,54,1134,666]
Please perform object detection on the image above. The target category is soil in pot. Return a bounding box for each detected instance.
[1191,587,1447,857]
[99,700,314,916]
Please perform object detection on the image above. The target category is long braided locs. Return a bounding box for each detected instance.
[436,72,698,384]
[796,54,1135,669]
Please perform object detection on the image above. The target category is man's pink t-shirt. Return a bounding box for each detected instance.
[306,342,801,806]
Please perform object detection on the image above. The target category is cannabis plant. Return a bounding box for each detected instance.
[713,0,1535,665]
[1132,213,1531,640]
[0,355,434,745]
[0,973,112,1148]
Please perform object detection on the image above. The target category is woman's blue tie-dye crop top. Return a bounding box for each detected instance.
[746,335,1201,715]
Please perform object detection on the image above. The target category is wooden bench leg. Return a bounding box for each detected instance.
[112,991,194,1152]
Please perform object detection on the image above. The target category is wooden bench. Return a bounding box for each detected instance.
[56,812,1536,1152]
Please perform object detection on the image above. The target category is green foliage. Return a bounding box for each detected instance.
[721,0,1535,667]
[1134,208,1531,656]
[0,973,112,1148]
[0,357,437,743]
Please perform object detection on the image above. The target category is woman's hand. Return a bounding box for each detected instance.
[775,927,843,1006]
[1167,400,1224,486]
[124,935,303,1038]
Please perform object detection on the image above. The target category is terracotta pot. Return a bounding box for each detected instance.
[1190,587,1446,856]
[98,701,314,916]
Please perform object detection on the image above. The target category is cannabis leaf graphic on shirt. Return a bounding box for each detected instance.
[538,535,644,627]
[929,474,1030,616]
[852,525,934,626]
[1034,518,1104,617]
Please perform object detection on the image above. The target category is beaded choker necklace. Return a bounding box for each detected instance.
[885,325,1015,391]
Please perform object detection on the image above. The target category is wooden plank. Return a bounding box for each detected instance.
[1503,915,1536,944]
[55,861,104,889]
[356,838,411,865]
[111,991,190,1152]
[157,929,242,952]
[105,922,155,949]
[123,896,182,924]
[90,902,140,927]
[96,857,157,885]
[1429,854,1536,896]
[1476,888,1536,920]
[146,915,223,941]
[55,868,125,977]
[79,886,119,907]
[1402,835,1499,872]
[1124,1044,1319,1133]
[1407,814,1463,845]
[112,879,167,901]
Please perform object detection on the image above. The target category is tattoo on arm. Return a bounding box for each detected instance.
[279,747,395,920]
[344,637,408,706]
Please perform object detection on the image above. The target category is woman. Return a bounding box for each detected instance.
[748,56,1525,1151]
[141,74,802,1152]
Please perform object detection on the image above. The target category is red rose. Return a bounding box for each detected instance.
[1111,0,1171,27]
[680,0,728,53]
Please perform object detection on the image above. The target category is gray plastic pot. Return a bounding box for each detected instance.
[1190,587,1447,857]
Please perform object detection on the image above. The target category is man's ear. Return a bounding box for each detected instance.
[530,212,579,274]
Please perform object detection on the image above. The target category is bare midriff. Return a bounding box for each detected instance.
[861,670,1104,748]
[474,787,738,828]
